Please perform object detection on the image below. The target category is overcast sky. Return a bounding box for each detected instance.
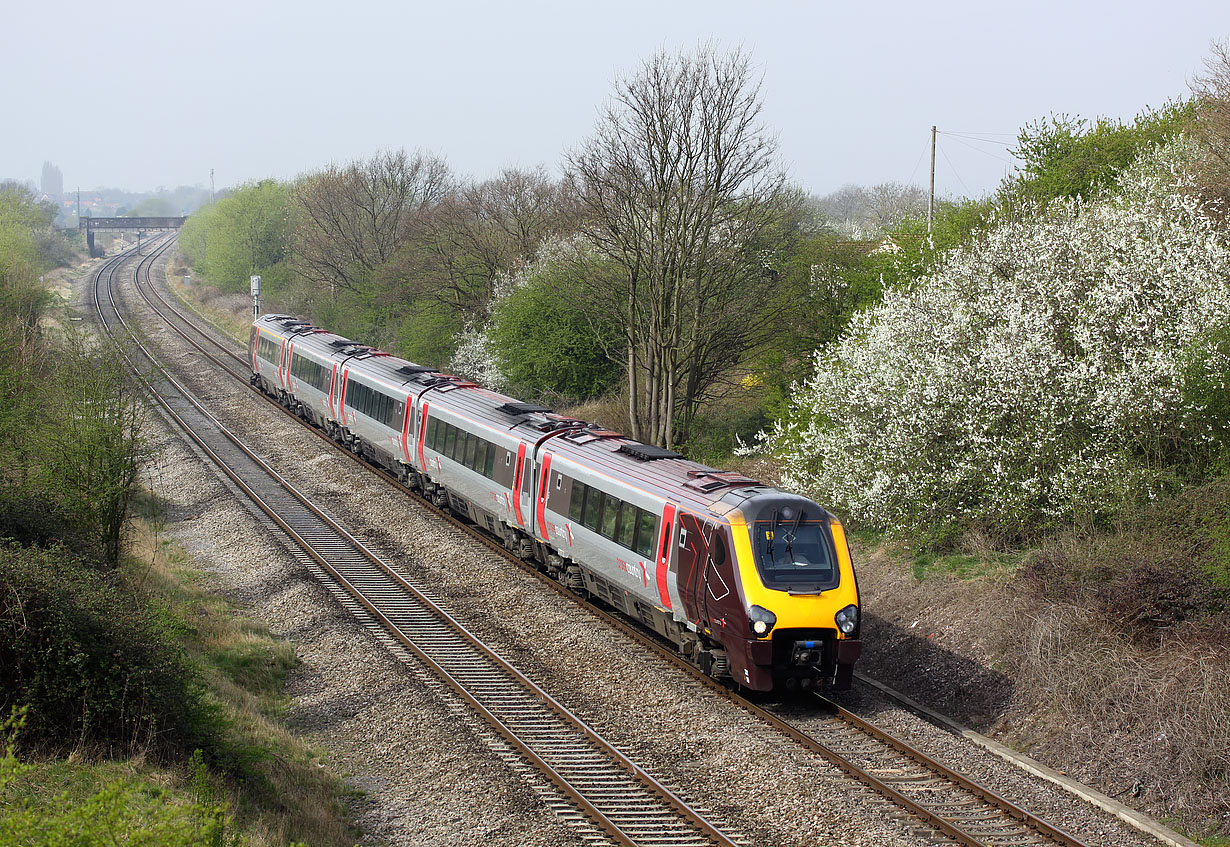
[3,0,1227,200]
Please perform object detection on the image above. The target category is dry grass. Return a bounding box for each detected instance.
[125,512,360,847]
[855,522,1230,841]
[164,257,252,345]
[1011,604,1230,828]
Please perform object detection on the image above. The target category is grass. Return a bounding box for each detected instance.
[124,500,360,847]
[1,498,361,847]
[910,550,1021,581]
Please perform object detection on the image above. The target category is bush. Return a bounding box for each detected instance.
[489,266,621,403]
[1005,101,1193,207]
[762,139,1230,544]
[0,541,217,758]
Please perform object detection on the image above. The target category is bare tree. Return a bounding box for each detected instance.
[1191,39,1230,215]
[566,45,787,447]
[392,166,570,319]
[292,149,450,296]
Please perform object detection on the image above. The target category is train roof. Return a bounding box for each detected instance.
[253,314,786,514]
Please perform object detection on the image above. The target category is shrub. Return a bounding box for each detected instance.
[761,138,1230,544]
[452,237,623,404]
[0,541,217,758]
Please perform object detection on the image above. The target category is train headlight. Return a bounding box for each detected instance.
[835,604,859,635]
[749,605,777,638]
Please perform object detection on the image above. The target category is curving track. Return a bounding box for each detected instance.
[91,239,747,847]
[117,240,1108,847]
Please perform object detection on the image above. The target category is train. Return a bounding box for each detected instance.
[249,313,862,692]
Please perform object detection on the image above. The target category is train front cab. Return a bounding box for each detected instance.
[722,493,861,692]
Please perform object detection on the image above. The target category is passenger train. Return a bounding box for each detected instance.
[250,314,862,692]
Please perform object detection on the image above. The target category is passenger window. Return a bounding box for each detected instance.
[569,482,586,522]
[484,444,497,478]
[444,424,457,458]
[465,434,479,469]
[617,502,637,549]
[635,510,657,559]
[600,493,619,539]
[427,418,438,449]
[582,486,601,530]
[521,461,532,498]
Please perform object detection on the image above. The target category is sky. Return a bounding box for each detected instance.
[3,0,1227,201]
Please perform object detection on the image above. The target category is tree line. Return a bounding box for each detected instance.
[179,45,897,453]
[178,41,1230,481]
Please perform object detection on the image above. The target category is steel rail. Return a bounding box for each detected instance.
[96,245,743,847]
[141,246,1096,847]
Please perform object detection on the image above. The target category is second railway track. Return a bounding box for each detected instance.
[108,239,1145,847]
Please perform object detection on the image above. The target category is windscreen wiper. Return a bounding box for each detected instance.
[786,507,804,561]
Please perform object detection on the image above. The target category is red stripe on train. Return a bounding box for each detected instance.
[656,503,676,611]
[535,453,552,542]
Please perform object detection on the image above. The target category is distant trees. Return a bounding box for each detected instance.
[125,197,176,217]
[292,149,450,298]
[567,45,788,447]
[816,181,929,237]
[178,180,293,295]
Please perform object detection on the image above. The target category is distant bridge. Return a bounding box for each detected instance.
[79,215,187,256]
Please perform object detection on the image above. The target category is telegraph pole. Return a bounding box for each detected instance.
[928,126,936,236]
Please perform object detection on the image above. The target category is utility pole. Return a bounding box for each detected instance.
[928,126,936,236]
[210,168,215,204]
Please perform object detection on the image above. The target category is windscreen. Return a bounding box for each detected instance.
[750,506,839,591]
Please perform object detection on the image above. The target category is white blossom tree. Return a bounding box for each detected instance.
[760,138,1230,543]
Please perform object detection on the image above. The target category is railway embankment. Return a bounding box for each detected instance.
[852,524,1230,846]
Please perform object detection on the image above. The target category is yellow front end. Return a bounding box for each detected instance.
[725,509,862,691]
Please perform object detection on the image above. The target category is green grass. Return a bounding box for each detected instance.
[911,550,1021,582]
[0,754,237,847]
[122,516,359,847]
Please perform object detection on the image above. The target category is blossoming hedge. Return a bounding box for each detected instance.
[763,140,1230,544]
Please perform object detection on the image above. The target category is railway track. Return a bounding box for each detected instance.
[92,241,747,847]
[129,243,1105,847]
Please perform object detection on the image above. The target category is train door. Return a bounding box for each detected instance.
[279,340,289,390]
[510,443,529,529]
[675,514,743,633]
[675,511,708,622]
[699,523,744,637]
[533,451,553,542]
[327,364,339,420]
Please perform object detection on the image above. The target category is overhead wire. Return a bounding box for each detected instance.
[940,132,1017,166]
[936,138,973,198]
